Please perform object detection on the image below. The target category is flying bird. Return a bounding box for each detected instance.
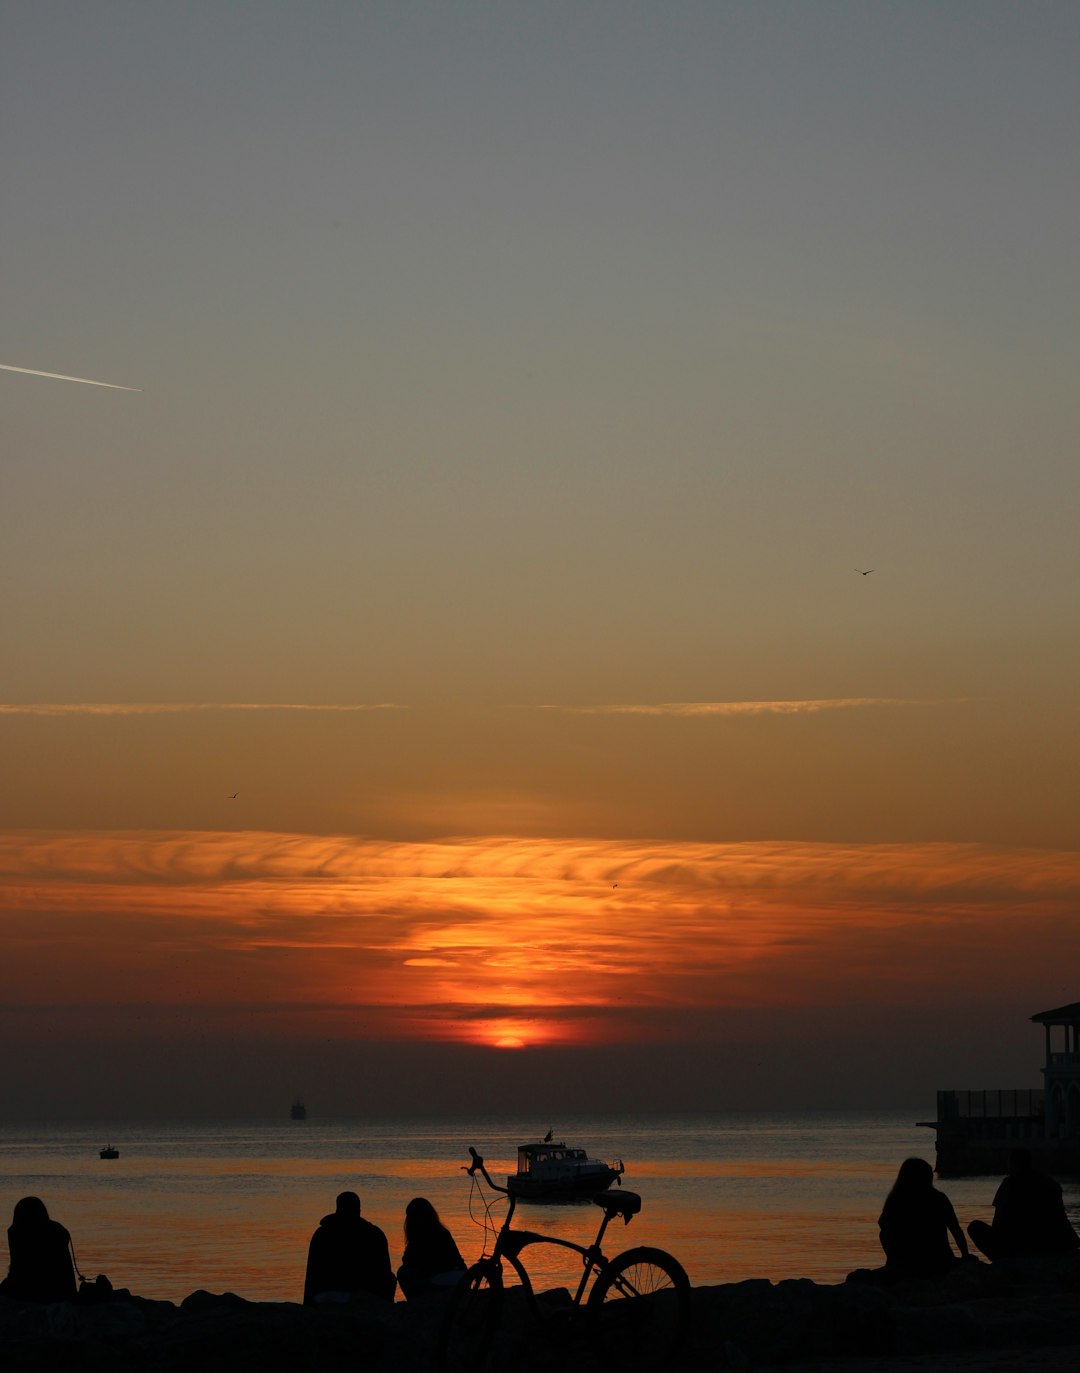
[855,568,874,576]
[0,362,141,391]
[228,792,239,800]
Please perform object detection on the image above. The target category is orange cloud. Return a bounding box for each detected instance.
[2,830,1078,1049]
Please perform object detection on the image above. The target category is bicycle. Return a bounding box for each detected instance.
[438,1145,690,1373]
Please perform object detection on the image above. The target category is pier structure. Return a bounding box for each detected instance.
[1033,1000,1080,1139]
[921,1001,1080,1176]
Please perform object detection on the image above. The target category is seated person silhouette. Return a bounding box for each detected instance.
[396,1197,466,1300]
[303,1191,395,1305]
[0,1196,78,1303]
[967,1148,1080,1260]
[878,1157,968,1279]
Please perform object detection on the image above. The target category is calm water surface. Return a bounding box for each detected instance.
[3,1111,1076,1303]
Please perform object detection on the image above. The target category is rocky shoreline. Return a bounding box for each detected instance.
[2,1254,1079,1371]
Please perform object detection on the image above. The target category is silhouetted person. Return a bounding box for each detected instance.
[0,1197,77,1303]
[303,1191,395,1305]
[396,1197,466,1300]
[967,1148,1080,1261]
[878,1157,968,1279]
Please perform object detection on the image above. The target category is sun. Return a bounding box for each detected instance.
[436,1014,559,1050]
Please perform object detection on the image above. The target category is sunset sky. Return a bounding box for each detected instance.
[2,2,1078,1121]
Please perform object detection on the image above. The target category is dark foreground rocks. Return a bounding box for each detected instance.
[1,1255,1079,1372]
[688,1255,1080,1369]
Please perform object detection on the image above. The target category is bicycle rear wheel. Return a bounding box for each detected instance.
[438,1261,503,1373]
[587,1245,691,1372]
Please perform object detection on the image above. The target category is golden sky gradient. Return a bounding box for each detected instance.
[3,3,1079,1117]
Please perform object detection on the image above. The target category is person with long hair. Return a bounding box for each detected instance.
[878,1157,968,1279]
[396,1196,466,1299]
[0,1196,78,1303]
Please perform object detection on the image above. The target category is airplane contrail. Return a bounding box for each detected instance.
[0,363,141,391]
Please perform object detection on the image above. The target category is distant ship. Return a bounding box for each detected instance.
[99,1145,119,1160]
[290,1097,307,1121]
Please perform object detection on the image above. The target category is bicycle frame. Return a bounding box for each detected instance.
[442,1147,691,1373]
[463,1146,636,1311]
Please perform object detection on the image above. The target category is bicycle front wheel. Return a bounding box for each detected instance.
[438,1261,503,1373]
[587,1245,691,1372]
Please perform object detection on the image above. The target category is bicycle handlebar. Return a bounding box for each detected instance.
[463,1145,509,1195]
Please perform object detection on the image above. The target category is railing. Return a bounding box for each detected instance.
[1048,1052,1080,1067]
[937,1088,1044,1120]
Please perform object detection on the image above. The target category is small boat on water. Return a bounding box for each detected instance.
[507,1136,624,1201]
[99,1146,119,1160]
[290,1097,307,1121]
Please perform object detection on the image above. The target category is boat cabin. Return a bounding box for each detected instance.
[507,1136,624,1198]
[517,1142,588,1174]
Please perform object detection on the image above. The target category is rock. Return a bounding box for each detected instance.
[689,1277,900,1368]
[4,1264,1080,1371]
[890,1301,979,1355]
[178,1288,248,1312]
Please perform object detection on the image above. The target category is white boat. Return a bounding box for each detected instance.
[506,1137,624,1200]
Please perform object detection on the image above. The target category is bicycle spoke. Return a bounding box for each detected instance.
[587,1247,691,1372]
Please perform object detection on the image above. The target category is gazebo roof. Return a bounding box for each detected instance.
[1031,1002,1080,1025]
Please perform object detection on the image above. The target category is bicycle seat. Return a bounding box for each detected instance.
[593,1189,641,1217]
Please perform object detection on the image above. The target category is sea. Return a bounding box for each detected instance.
[3,1111,1078,1305]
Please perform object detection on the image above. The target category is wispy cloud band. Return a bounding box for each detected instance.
[1,699,968,719]
[2,829,1077,1046]
[2,829,1075,904]
[540,698,966,717]
[0,702,404,717]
